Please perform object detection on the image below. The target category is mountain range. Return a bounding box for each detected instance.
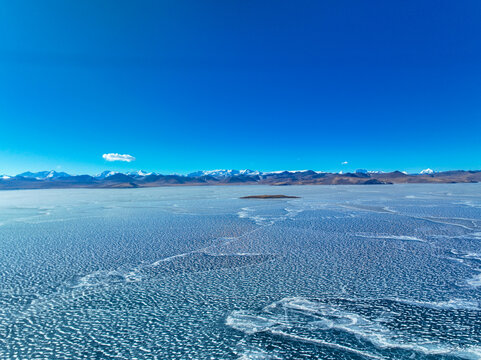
[0,169,480,190]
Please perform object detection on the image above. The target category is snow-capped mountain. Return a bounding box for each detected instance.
[17,170,71,179]
[238,169,261,175]
[1,169,480,189]
[127,170,155,177]
[96,170,156,178]
[262,170,320,175]
[95,171,120,179]
[187,169,260,177]
[354,169,385,175]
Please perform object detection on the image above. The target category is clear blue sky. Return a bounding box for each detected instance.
[1,0,480,175]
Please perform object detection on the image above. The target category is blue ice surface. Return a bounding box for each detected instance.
[0,184,480,359]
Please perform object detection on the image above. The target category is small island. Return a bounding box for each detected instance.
[240,195,300,199]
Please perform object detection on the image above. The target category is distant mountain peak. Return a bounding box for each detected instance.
[1,168,481,189]
[127,170,154,177]
[96,171,119,179]
[263,170,316,175]
[17,170,70,180]
[103,173,135,182]
[187,169,260,177]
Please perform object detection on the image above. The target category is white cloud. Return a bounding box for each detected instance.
[341,161,348,165]
[102,153,136,162]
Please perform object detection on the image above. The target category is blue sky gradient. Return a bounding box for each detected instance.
[1,0,480,175]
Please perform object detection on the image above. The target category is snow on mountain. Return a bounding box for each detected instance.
[187,169,259,177]
[127,170,154,177]
[95,170,156,179]
[17,171,70,179]
[7,169,445,182]
[238,169,261,175]
[46,170,69,178]
[262,170,314,175]
[95,171,120,179]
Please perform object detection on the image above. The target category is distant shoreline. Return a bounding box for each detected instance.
[0,170,480,190]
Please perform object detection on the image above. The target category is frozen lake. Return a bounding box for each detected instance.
[0,184,480,359]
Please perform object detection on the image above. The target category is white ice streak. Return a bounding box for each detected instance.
[226,311,283,335]
[446,251,481,288]
[235,344,282,360]
[269,330,384,360]
[467,273,481,288]
[356,233,426,242]
[237,204,304,226]
[228,297,481,359]
[226,308,383,360]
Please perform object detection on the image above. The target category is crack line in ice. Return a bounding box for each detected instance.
[227,297,481,359]
[355,233,426,242]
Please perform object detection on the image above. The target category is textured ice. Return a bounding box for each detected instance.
[0,184,480,359]
[228,297,481,359]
